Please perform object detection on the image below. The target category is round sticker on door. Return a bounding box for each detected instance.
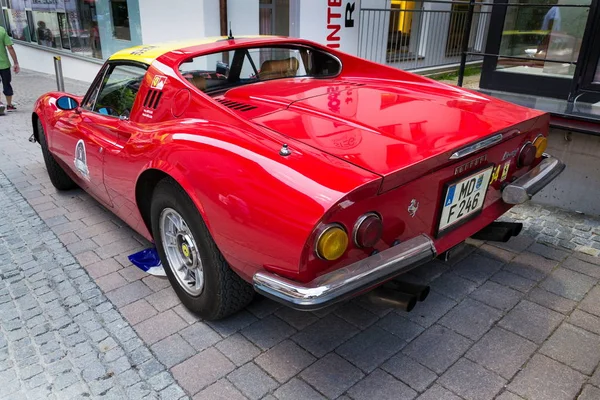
[74,139,90,180]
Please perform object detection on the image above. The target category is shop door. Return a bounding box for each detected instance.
[480,0,593,99]
[572,0,600,96]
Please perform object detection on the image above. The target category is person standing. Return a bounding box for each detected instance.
[0,25,20,115]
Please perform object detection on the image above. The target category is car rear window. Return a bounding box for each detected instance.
[179,46,341,95]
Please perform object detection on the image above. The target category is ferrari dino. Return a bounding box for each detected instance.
[32,35,565,319]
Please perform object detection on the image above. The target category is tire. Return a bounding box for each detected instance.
[37,119,77,191]
[151,178,254,320]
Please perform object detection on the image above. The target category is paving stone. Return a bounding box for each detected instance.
[579,286,600,317]
[466,327,537,379]
[451,253,503,284]
[382,353,437,392]
[146,288,180,313]
[334,302,379,329]
[120,299,158,325]
[211,333,260,368]
[84,258,122,279]
[495,391,525,400]
[439,298,503,340]
[171,347,234,395]
[509,354,586,400]
[528,242,570,261]
[498,300,564,344]
[416,384,462,400]
[151,334,196,369]
[569,309,600,335]
[476,243,518,263]
[106,281,153,307]
[336,325,405,373]
[207,310,258,338]
[491,234,535,253]
[246,296,282,318]
[470,280,523,311]
[398,291,457,328]
[134,310,187,345]
[300,353,364,399]
[526,287,577,315]
[172,304,199,325]
[274,307,318,330]
[563,256,600,279]
[291,314,357,357]
[540,268,596,301]
[192,379,246,400]
[402,325,472,374]
[375,313,424,343]
[578,385,600,400]
[179,322,220,352]
[255,340,315,383]
[540,323,600,375]
[228,362,278,400]
[240,315,295,351]
[142,276,171,293]
[439,358,506,400]
[490,270,537,293]
[347,369,417,400]
[504,252,558,282]
[273,378,325,400]
[430,272,478,301]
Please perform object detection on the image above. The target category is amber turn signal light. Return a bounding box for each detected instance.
[353,213,383,248]
[533,135,548,158]
[316,225,348,261]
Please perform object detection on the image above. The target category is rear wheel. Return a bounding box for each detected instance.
[37,119,77,191]
[151,178,254,320]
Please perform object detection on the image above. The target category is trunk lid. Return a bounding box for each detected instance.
[223,79,544,192]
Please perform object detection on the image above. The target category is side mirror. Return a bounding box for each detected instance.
[56,96,79,111]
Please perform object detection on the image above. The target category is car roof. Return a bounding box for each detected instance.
[108,35,302,65]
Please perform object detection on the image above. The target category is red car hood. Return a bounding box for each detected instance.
[224,79,544,191]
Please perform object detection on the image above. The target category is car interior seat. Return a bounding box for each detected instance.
[259,58,300,81]
[186,75,207,92]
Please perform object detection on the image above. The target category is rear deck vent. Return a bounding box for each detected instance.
[216,98,257,112]
[143,89,163,109]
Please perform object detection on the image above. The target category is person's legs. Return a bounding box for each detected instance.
[0,68,14,110]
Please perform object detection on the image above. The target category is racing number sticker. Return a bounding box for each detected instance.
[74,140,90,180]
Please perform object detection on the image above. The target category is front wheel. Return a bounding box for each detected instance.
[150,178,254,320]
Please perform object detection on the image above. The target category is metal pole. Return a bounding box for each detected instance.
[457,0,475,87]
[54,56,65,92]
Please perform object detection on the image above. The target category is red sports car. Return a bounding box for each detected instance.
[32,36,565,320]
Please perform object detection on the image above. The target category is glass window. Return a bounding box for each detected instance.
[179,46,341,95]
[496,0,591,78]
[92,63,147,118]
[3,0,141,60]
[110,0,130,40]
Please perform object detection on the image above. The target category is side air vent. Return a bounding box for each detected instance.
[216,98,258,112]
[143,89,163,109]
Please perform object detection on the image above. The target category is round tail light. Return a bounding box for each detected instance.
[533,135,548,158]
[517,143,536,168]
[316,225,348,261]
[353,213,383,248]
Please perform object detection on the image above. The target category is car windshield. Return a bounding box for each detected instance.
[179,46,341,95]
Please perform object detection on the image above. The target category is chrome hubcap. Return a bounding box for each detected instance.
[159,208,204,296]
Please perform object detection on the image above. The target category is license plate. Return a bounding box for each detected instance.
[438,166,494,234]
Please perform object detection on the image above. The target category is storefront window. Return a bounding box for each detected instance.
[496,0,591,78]
[1,0,141,60]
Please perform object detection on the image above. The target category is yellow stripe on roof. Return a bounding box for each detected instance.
[108,35,274,64]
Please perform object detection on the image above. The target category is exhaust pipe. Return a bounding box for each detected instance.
[366,287,418,312]
[387,280,430,302]
[471,222,523,242]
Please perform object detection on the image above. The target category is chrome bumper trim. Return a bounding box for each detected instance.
[253,235,436,311]
[502,155,565,205]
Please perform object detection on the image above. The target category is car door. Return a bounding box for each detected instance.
[52,61,148,207]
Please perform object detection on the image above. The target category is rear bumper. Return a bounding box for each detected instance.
[502,155,565,205]
[253,235,436,310]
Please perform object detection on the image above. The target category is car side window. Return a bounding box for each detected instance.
[92,63,147,119]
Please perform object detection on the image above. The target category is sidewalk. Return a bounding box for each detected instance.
[2,69,600,400]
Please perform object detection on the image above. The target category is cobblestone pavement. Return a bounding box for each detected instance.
[2,69,600,399]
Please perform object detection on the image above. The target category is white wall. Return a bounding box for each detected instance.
[14,43,102,83]
[139,0,209,43]
[228,0,260,35]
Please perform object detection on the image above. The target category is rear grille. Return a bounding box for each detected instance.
[216,98,257,112]
[143,89,163,109]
